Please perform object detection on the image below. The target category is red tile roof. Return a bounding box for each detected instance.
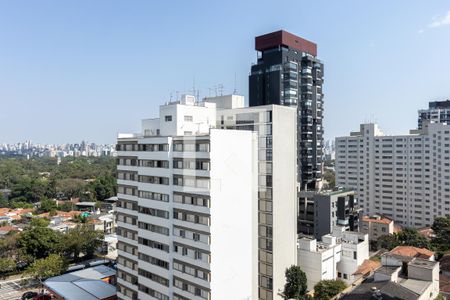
[362,216,393,225]
[353,259,381,276]
[389,246,434,259]
[0,226,19,233]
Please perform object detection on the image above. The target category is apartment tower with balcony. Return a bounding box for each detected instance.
[116,95,259,300]
[116,94,298,300]
[249,30,324,191]
[418,100,450,129]
[336,122,450,228]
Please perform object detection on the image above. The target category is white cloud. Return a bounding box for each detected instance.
[428,11,450,28]
[418,29,424,34]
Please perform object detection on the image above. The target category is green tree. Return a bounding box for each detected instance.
[39,198,57,213]
[283,265,308,300]
[0,258,16,278]
[10,200,34,209]
[432,216,450,252]
[397,228,430,249]
[29,218,50,227]
[0,192,8,208]
[0,234,19,259]
[313,280,347,300]
[56,178,86,199]
[59,201,74,212]
[10,177,48,203]
[24,254,66,282]
[61,225,104,260]
[377,228,431,251]
[323,169,335,189]
[17,226,62,259]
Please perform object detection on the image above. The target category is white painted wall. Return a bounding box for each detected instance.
[209,129,258,300]
[272,106,298,298]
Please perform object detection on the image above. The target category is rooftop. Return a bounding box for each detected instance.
[255,30,317,56]
[341,278,419,300]
[353,259,381,276]
[398,278,432,295]
[388,246,434,259]
[362,215,393,225]
[408,257,438,270]
[44,265,116,300]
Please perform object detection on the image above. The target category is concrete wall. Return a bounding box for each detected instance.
[209,129,258,300]
[272,106,298,298]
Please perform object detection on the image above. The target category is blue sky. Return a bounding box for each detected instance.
[0,0,449,144]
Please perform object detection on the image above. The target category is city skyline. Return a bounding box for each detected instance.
[1,1,450,144]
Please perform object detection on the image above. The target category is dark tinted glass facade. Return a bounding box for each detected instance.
[249,30,324,190]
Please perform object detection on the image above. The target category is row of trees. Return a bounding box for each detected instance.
[282,265,347,300]
[0,156,116,208]
[0,217,104,279]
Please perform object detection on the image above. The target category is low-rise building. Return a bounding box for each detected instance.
[335,228,369,285]
[297,227,369,289]
[297,235,342,290]
[298,189,361,239]
[89,213,115,234]
[44,265,117,300]
[342,246,439,300]
[360,215,394,241]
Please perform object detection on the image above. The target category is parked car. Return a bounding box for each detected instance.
[21,292,38,300]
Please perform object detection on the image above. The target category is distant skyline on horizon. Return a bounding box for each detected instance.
[1,1,449,144]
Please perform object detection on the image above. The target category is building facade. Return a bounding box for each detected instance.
[418,100,450,129]
[336,122,450,228]
[297,235,342,290]
[360,215,394,241]
[116,95,298,300]
[249,30,324,191]
[297,228,369,290]
[298,190,361,239]
[214,102,298,300]
[116,96,259,300]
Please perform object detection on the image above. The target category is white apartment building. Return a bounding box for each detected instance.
[116,95,298,300]
[116,95,258,300]
[336,122,450,228]
[297,227,369,290]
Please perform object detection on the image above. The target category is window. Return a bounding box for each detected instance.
[165,115,172,122]
[184,115,193,122]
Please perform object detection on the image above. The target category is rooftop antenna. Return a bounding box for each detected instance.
[169,91,173,102]
[233,72,237,94]
[218,84,224,96]
[214,85,218,97]
[176,91,179,101]
[208,88,213,97]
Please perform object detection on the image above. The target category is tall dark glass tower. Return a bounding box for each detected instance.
[249,30,324,190]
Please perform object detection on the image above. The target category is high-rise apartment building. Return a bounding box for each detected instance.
[116,95,258,300]
[116,95,298,300]
[418,100,450,129]
[249,30,324,190]
[336,122,450,228]
[214,102,298,300]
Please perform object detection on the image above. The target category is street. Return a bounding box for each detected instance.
[0,278,39,300]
